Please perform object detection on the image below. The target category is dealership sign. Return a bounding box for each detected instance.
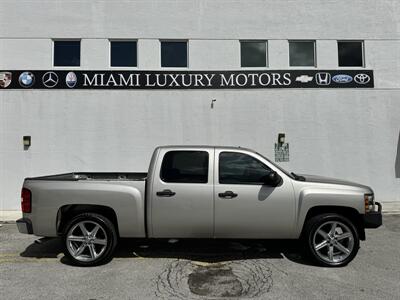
[0,70,374,89]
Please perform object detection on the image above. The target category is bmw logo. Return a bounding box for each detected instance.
[66,72,77,88]
[19,72,35,88]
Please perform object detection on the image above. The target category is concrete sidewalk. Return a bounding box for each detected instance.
[0,211,22,223]
[1,202,399,222]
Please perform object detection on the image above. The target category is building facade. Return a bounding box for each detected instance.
[0,0,399,210]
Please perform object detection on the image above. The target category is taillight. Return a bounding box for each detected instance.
[21,188,31,213]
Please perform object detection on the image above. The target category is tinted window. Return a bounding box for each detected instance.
[241,41,267,67]
[289,41,315,67]
[110,41,137,67]
[219,152,272,184]
[54,41,80,66]
[338,41,364,67]
[161,151,208,183]
[161,41,187,67]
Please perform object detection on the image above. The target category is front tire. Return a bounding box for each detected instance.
[63,213,117,266]
[303,213,359,267]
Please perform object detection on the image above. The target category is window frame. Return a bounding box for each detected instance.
[337,40,365,68]
[109,39,138,68]
[218,151,273,185]
[288,40,317,68]
[240,40,268,68]
[159,150,209,184]
[160,40,189,68]
[52,39,81,68]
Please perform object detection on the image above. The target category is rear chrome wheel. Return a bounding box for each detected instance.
[63,213,117,266]
[66,220,108,262]
[304,213,359,267]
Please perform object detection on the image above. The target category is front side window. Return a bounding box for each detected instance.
[161,151,208,183]
[161,41,188,67]
[219,152,272,184]
[240,41,267,67]
[338,41,364,67]
[53,40,80,66]
[110,41,137,67]
[289,41,315,67]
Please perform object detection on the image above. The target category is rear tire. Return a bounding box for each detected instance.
[62,213,117,266]
[303,213,359,267]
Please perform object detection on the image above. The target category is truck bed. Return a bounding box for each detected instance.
[26,172,147,181]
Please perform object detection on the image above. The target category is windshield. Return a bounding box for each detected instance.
[255,151,295,179]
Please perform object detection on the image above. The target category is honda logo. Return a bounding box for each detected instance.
[315,73,331,86]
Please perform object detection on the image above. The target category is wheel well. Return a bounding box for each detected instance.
[303,206,365,240]
[57,204,119,237]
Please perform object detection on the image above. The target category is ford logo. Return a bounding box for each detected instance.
[332,74,353,84]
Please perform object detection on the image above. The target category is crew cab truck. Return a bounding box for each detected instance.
[17,146,382,267]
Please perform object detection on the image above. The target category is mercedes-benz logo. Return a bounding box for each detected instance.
[42,72,59,88]
[354,74,370,85]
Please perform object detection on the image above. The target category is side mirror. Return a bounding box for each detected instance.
[264,171,282,187]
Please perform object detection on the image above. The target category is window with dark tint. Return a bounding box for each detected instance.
[241,41,267,67]
[161,41,188,67]
[53,40,80,66]
[289,41,315,67]
[110,41,137,67]
[338,41,364,67]
[219,152,272,184]
[161,151,208,183]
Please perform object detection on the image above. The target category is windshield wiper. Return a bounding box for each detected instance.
[291,172,306,181]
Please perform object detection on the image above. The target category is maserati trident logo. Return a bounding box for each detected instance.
[42,72,59,88]
[354,74,371,85]
[315,73,331,86]
[66,72,77,88]
[19,72,35,88]
[0,72,12,88]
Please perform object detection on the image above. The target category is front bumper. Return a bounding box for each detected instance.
[16,218,33,234]
[363,202,382,229]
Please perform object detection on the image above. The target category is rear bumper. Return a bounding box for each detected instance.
[16,218,33,234]
[363,202,382,229]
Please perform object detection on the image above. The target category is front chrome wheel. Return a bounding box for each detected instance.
[312,221,354,265]
[66,220,108,262]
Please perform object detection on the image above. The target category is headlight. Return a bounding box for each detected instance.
[364,194,375,212]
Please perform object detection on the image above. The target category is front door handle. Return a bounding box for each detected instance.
[156,189,176,197]
[218,191,238,199]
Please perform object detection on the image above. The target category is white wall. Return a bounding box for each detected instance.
[0,0,399,209]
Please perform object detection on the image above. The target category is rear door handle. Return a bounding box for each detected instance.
[156,189,176,197]
[218,191,238,199]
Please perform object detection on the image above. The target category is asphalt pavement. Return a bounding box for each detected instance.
[0,215,399,299]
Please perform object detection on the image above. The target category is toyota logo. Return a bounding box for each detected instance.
[354,74,370,85]
[42,72,59,88]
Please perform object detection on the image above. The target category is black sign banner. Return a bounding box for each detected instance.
[0,70,374,90]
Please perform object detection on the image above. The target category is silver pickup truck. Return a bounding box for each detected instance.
[17,146,382,267]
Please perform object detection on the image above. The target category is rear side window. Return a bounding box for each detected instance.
[219,152,272,184]
[161,151,209,183]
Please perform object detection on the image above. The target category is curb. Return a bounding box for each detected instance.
[0,211,22,223]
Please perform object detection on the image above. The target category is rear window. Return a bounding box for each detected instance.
[160,151,209,183]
